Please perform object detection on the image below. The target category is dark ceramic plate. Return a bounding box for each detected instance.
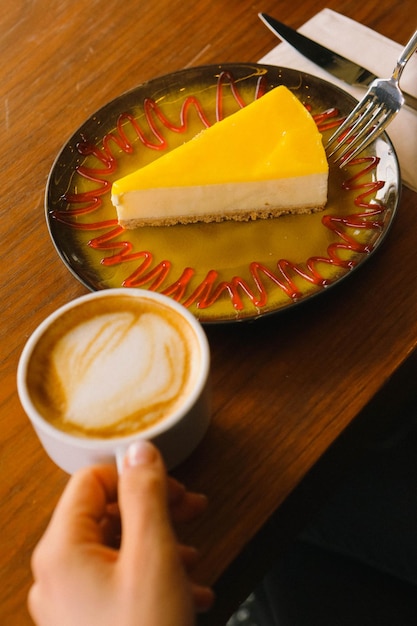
[46,63,400,323]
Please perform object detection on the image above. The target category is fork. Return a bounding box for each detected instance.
[326,29,417,166]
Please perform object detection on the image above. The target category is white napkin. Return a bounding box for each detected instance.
[259,9,417,191]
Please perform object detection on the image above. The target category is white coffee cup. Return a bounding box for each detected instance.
[17,289,211,473]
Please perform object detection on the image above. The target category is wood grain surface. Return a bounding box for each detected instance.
[1,1,416,624]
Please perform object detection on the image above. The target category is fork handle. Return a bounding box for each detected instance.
[393,30,417,82]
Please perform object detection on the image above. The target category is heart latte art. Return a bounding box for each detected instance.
[26,297,200,438]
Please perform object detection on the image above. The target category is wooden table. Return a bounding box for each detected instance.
[1,1,416,623]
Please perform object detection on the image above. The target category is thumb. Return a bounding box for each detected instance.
[118,441,175,566]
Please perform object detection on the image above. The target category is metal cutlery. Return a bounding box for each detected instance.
[327,29,417,165]
[258,13,417,111]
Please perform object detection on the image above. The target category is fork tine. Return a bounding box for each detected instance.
[338,108,392,165]
[332,103,387,161]
[327,104,374,159]
[326,94,375,151]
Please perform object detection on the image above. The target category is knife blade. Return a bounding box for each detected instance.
[259,13,417,111]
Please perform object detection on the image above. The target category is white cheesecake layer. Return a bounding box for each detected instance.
[113,173,328,227]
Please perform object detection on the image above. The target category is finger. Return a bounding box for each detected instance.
[176,545,214,611]
[118,441,176,568]
[167,477,208,523]
[167,477,187,504]
[170,491,208,523]
[31,464,120,589]
[99,504,122,549]
[178,544,199,571]
[192,584,215,613]
[27,582,45,626]
[41,465,118,547]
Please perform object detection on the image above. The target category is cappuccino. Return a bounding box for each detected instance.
[24,294,201,438]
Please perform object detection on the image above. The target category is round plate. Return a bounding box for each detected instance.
[46,63,400,324]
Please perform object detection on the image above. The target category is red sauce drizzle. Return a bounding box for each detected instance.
[51,73,388,314]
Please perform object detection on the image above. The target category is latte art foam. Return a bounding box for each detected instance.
[54,311,189,431]
[26,297,200,438]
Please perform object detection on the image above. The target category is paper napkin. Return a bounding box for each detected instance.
[259,9,417,191]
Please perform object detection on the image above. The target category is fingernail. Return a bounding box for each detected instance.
[125,440,157,468]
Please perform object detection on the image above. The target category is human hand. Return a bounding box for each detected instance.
[28,441,214,626]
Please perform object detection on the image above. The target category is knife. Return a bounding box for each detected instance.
[259,13,417,111]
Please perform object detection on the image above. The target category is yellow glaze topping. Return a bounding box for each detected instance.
[112,86,328,193]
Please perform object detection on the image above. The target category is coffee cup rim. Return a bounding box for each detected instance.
[17,288,210,449]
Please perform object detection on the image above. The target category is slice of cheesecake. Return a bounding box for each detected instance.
[111,85,328,228]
